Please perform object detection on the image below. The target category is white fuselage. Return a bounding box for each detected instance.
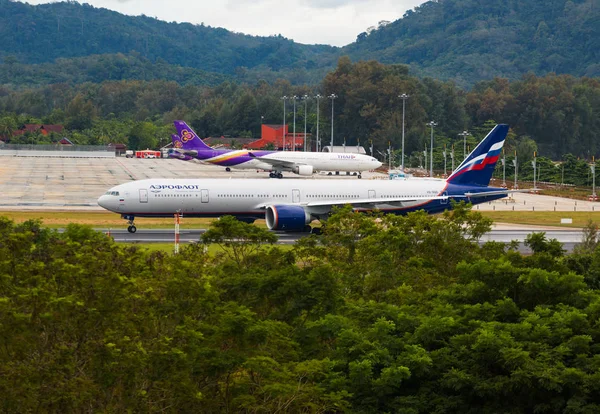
[98,177,450,219]
[191,150,381,173]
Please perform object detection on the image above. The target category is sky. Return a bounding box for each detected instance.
[25,0,425,46]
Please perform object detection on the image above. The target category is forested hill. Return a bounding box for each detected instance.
[0,0,337,77]
[1,0,599,86]
[345,0,600,85]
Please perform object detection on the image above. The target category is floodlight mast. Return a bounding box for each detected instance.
[328,93,337,149]
[399,93,409,171]
[426,121,437,177]
[281,96,288,150]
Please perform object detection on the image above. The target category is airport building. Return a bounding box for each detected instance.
[244,124,307,151]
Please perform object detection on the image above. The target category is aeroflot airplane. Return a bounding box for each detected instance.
[99,124,512,233]
[168,121,381,178]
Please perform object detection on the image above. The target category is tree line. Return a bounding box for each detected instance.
[2,205,600,412]
[1,58,599,167]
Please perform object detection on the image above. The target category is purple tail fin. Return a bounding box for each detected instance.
[173,120,211,150]
[168,134,193,161]
[171,134,183,148]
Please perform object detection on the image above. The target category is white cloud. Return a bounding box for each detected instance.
[26,0,424,46]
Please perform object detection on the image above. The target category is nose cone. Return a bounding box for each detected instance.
[97,194,116,212]
[372,158,383,169]
[97,195,109,210]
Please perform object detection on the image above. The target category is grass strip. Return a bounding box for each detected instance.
[481,211,600,228]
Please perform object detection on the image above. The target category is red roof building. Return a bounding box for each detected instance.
[204,137,256,148]
[244,124,308,151]
[12,124,64,137]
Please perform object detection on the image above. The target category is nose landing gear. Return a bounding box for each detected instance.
[122,214,137,233]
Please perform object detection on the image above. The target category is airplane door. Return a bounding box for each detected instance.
[201,189,209,203]
[368,190,376,199]
[292,189,300,203]
[139,189,148,203]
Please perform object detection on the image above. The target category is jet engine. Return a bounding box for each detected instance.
[292,165,314,176]
[265,205,312,231]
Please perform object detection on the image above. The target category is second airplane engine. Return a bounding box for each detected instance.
[292,165,314,176]
[265,205,312,231]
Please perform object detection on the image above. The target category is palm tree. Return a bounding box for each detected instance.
[0,117,17,142]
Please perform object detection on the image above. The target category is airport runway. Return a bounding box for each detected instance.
[98,228,583,253]
[1,156,599,214]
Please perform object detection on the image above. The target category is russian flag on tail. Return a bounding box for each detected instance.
[446,124,508,187]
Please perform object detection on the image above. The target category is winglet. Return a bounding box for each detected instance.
[173,120,212,150]
[447,124,509,187]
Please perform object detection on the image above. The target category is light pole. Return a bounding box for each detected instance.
[450,145,455,173]
[399,93,409,171]
[369,139,373,157]
[501,149,506,187]
[591,157,596,198]
[459,130,471,161]
[328,93,337,149]
[426,121,437,177]
[292,95,298,151]
[315,94,322,151]
[532,151,537,190]
[513,151,518,189]
[302,94,309,151]
[388,141,392,171]
[281,96,288,151]
[443,145,447,177]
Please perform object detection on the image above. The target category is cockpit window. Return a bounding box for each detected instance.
[105,191,120,196]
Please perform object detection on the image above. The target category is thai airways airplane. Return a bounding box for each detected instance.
[99,124,512,233]
[168,121,381,178]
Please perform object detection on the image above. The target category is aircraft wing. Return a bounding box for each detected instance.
[257,195,450,210]
[248,152,304,168]
[304,195,450,208]
[257,189,531,210]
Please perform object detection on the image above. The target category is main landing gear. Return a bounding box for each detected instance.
[122,214,137,233]
[269,172,283,179]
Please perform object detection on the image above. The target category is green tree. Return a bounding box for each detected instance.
[201,215,278,265]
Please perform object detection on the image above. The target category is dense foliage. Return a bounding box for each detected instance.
[3,206,600,412]
[2,58,599,167]
[346,0,600,86]
[0,52,230,88]
[0,0,336,85]
[1,0,599,86]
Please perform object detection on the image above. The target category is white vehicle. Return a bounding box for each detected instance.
[169,121,381,178]
[99,125,515,233]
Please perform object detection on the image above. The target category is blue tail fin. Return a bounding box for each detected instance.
[173,120,211,150]
[447,124,508,187]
